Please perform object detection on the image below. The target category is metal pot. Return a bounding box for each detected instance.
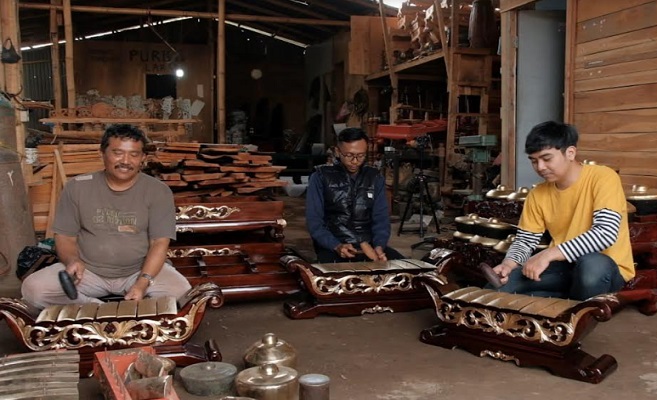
[507,187,530,202]
[493,234,515,253]
[469,234,499,247]
[453,230,474,241]
[243,333,297,369]
[235,363,299,400]
[476,218,517,240]
[454,213,481,235]
[485,185,515,200]
[625,185,657,216]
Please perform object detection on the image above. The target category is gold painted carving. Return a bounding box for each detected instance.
[311,273,416,295]
[361,305,394,315]
[176,205,241,220]
[5,301,206,352]
[167,247,242,258]
[480,349,520,365]
[433,300,599,346]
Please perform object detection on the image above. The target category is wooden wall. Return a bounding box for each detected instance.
[75,41,214,142]
[568,0,657,187]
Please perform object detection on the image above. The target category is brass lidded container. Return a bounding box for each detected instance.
[507,187,530,202]
[453,213,480,240]
[235,363,299,400]
[485,185,515,199]
[469,235,499,247]
[624,185,657,216]
[244,333,297,369]
[493,234,515,253]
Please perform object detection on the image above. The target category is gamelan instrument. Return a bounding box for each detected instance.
[414,275,645,384]
[0,350,80,399]
[281,256,453,318]
[0,282,224,376]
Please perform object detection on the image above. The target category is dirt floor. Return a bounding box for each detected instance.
[1,195,657,399]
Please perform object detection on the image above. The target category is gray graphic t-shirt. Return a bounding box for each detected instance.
[53,171,176,278]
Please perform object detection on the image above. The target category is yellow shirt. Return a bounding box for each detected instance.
[519,164,635,281]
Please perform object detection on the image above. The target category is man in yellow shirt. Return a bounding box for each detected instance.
[492,121,634,300]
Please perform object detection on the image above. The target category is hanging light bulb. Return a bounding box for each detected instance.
[175,68,185,78]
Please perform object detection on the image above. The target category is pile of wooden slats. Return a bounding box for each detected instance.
[28,142,288,233]
[0,350,79,399]
[29,144,103,235]
[148,142,288,198]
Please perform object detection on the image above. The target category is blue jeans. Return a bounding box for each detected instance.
[494,253,626,300]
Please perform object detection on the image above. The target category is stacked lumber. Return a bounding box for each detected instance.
[147,142,288,198]
[29,144,103,234]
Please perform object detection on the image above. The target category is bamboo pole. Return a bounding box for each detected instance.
[217,0,226,144]
[50,0,63,111]
[378,0,398,124]
[19,3,350,26]
[62,0,75,110]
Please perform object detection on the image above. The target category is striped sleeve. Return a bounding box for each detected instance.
[557,208,621,263]
[505,228,542,266]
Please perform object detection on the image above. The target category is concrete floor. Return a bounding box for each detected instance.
[1,195,657,399]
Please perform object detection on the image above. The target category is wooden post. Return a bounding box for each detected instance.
[62,0,76,110]
[378,0,398,124]
[500,10,518,188]
[50,0,63,111]
[217,0,226,143]
[0,0,32,186]
[432,0,450,81]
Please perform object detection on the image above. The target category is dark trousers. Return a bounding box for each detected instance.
[313,244,405,264]
[492,252,626,300]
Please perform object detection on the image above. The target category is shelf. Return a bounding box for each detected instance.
[366,50,446,81]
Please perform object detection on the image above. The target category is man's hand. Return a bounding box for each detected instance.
[124,279,148,301]
[65,259,86,285]
[492,259,519,285]
[374,246,387,261]
[522,247,564,281]
[334,243,358,258]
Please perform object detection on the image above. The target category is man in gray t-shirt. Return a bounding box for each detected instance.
[22,124,191,309]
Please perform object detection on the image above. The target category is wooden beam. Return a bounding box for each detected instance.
[500,9,518,188]
[227,0,331,33]
[217,0,226,144]
[433,0,450,81]
[50,0,62,111]
[62,0,75,110]
[499,0,536,13]
[19,3,350,26]
[378,0,398,123]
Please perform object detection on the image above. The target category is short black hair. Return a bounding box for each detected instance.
[525,121,578,154]
[100,124,148,152]
[338,127,368,144]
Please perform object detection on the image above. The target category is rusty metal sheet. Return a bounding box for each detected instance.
[96,302,119,319]
[137,297,158,318]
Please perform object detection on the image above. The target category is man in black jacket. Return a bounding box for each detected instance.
[306,128,404,263]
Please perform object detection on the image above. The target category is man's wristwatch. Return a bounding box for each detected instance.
[139,273,155,287]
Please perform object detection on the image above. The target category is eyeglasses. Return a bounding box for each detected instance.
[340,152,367,162]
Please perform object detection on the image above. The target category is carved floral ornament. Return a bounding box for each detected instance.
[2,301,206,352]
[176,205,241,220]
[167,247,242,258]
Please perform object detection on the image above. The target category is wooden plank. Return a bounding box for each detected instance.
[574,109,657,134]
[576,0,654,23]
[575,58,657,82]
[574,68,657,92]
[577,150,657,169]
[500,10,518,188]
[38,161,104,179]
[576,24,657,57]
[54,149,68,185]
[159,173,181,181]
[575,36,657,69]
[219,165,286,173]
[578,132,657,152]
[38,144,100,152]
[499,0,536,13]
[181,172,225,182]
[573,82,657,113]
[348,16,371,75]
[576,2,657,44]
[564,0,577,124]
[45,165,59,238]
[619,174,657,188]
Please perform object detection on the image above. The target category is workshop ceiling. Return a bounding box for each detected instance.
[17,0,399,48]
